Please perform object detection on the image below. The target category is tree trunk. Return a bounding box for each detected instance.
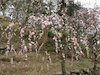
[43,26,48,43]
[61,58,66,75]
[93,51,97,75]
[71,45,74,66]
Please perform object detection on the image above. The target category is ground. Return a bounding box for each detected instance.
[0,52,96,75]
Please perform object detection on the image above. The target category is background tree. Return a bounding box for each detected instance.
[0,0,10,16]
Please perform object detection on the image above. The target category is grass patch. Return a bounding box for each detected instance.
[0,52,96,75]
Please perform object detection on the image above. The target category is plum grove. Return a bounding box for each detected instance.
[0,0,100,75]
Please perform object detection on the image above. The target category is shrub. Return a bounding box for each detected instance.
[48,30,54,38]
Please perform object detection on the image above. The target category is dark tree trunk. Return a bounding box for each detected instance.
[93,51,97,75]
[61,58,66,75]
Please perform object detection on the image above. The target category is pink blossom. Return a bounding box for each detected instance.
[29,15,35,19]
[20,28,25,37]
[9,22,15,27]
[24,46,28,52]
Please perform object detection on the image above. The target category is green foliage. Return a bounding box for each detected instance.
[48,30,54,38]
